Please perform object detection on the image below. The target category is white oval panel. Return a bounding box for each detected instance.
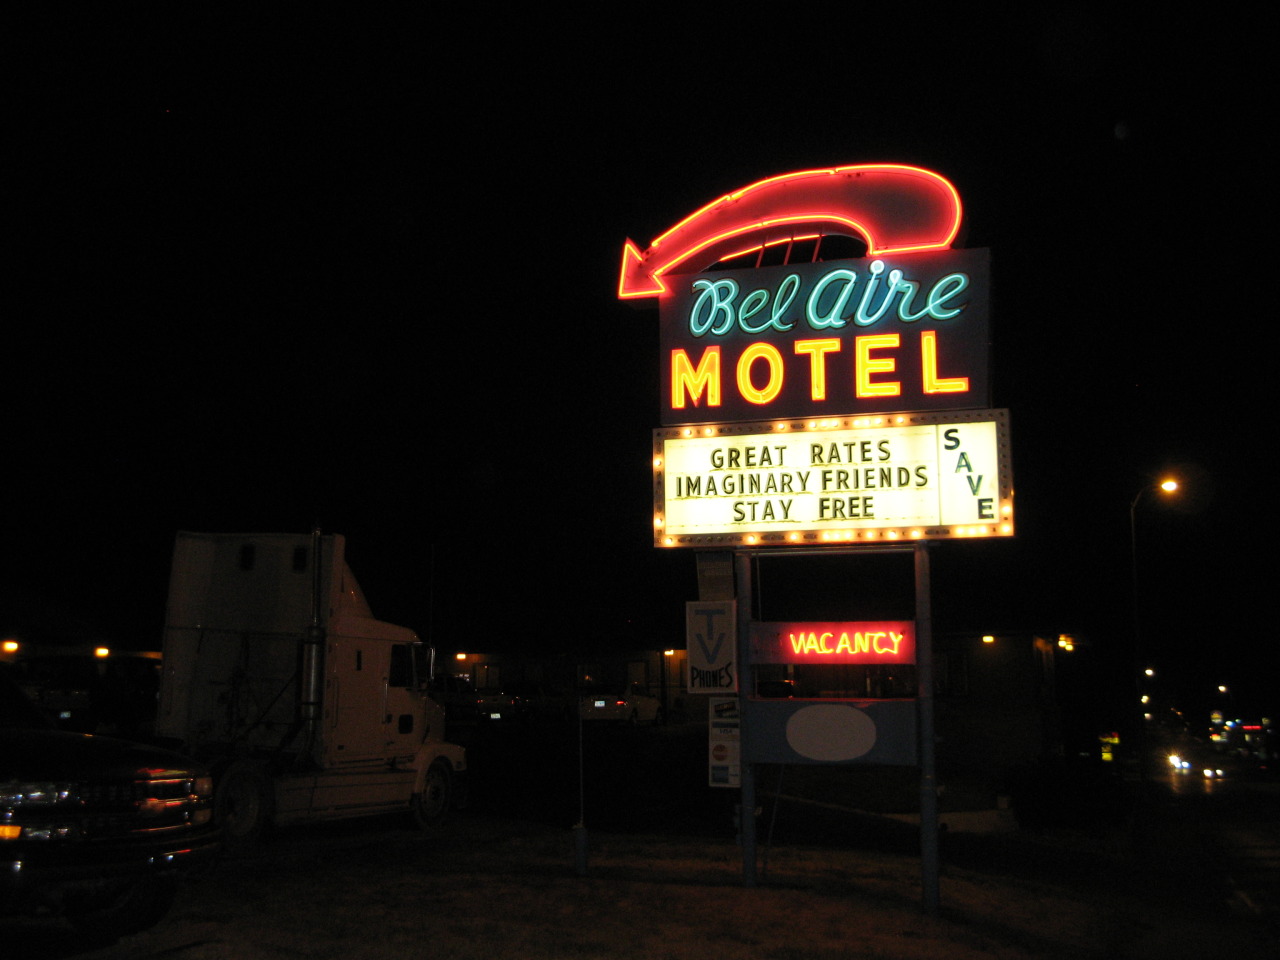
[785,704,877,761]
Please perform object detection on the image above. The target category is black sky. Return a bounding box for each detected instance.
[7,10,1274,719]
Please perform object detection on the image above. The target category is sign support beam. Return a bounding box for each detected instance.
[731,543,940,914]
[735,550,758,887]
[915,541,940,915]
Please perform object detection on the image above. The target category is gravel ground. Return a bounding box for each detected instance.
[3,804,1275,960]
[5,722,1276,958]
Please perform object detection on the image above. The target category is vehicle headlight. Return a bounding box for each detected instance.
[0,781,74,806]
[1,824,75,840]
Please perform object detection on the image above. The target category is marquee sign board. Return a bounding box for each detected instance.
[653,409,1012,548]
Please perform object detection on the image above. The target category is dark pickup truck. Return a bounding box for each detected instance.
[1,672,218,940]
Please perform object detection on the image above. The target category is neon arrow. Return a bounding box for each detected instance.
[618,164,962,300]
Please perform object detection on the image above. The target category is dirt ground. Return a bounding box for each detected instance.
[5,721,1276,958]
[4,805,1275,960]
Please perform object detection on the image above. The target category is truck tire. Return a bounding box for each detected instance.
[411,759,452,828]
[215,761,274,853]
[65,876,178,943]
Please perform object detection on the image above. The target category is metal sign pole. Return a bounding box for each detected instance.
[915,541,940,915]
[734,551,758,887]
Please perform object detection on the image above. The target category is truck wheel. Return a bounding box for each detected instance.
[215,761,273,853]
[411,760,452,828]
[66,877,177,943]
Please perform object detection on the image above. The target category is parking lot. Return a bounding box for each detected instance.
[453,714,736,835]
[6,716,1277,960]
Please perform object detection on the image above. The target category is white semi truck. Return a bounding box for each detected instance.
[154,530,465,849]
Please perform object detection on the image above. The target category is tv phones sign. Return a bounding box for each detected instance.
[686,600,736,693]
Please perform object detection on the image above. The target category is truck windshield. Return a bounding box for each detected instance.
[0,673,56,730]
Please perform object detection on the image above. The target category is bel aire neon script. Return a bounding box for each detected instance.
[659,249,990,424]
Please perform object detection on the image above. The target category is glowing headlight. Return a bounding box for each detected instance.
[0,782,74,805]
[4,825,75,840]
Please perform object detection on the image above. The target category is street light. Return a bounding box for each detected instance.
[1130,476,1179,777]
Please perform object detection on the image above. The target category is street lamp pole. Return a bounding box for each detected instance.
[1130,478,1177,779]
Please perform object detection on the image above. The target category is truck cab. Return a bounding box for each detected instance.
[154,531,464,848]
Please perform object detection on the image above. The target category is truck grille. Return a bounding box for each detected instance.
[1,776,213,842]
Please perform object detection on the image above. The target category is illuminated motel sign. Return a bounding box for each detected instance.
[627,167,998,892]
[623,164,1013,548]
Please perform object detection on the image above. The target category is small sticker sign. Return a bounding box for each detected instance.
[708,697,740,788]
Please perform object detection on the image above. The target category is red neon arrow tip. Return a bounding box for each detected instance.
[618,239,665,299]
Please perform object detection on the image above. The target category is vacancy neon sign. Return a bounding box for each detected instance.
[618,164,961,300]
[750,621,916,664]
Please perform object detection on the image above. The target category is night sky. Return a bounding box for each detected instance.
[7,10,1274,722]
